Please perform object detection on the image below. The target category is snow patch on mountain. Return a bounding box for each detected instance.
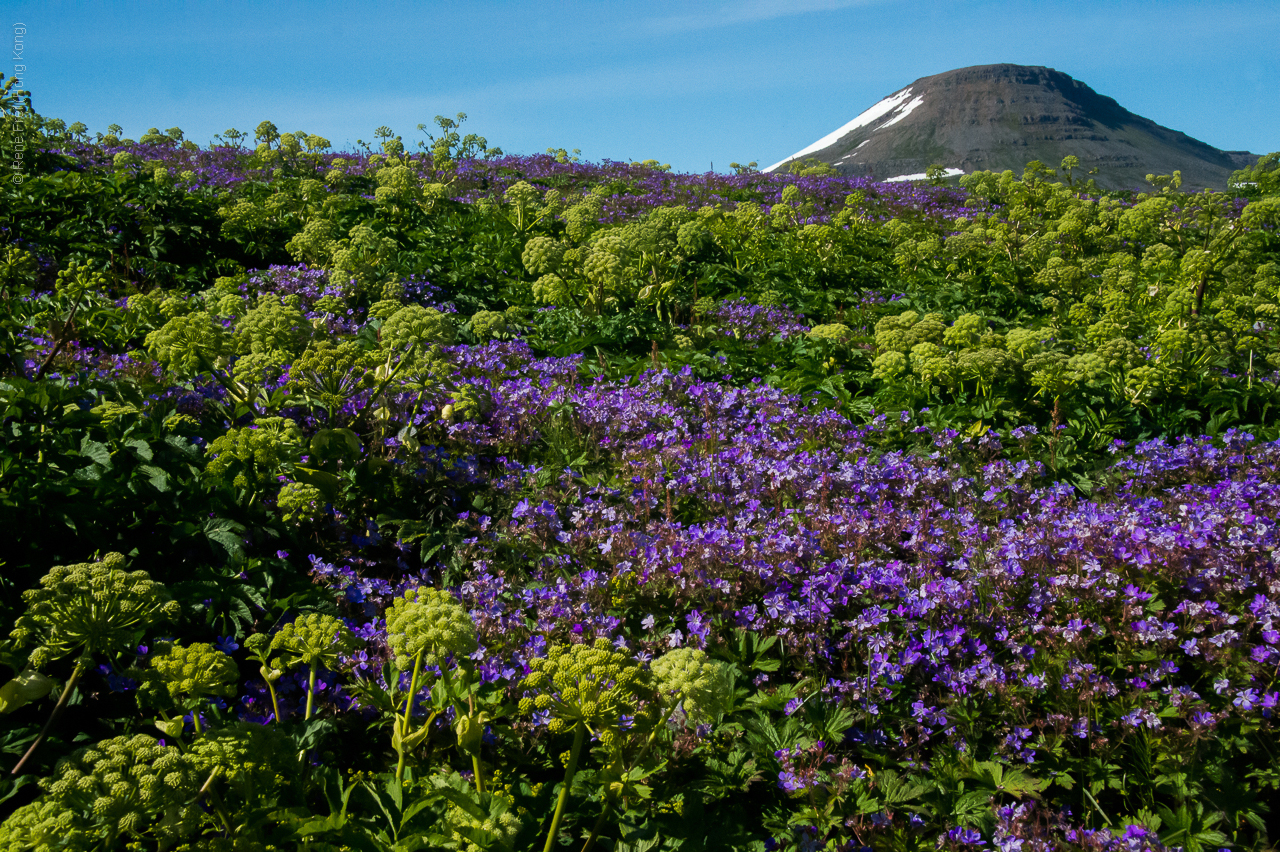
[764,87,915,172]
[884,167,964,182]
[878,94,924,128]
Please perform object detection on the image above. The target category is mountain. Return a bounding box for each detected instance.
[765,64,1259,191]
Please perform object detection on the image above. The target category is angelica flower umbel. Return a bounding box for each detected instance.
[517,639,647,852]
[8,554,181,773]
[0,734,202,851]
[385,587,478,668]
[11,553,181,669]
[650,647,734,724]
[385,586,479,782]
[441,783,523,852]
[517,638,646,737]
[269,613,358,719]
[135,642,238,733]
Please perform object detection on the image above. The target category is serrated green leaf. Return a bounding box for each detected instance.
[124,437,153,461]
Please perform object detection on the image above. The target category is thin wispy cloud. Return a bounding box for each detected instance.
[645,0,887,34]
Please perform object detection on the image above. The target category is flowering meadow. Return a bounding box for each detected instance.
[3,88,1280,851]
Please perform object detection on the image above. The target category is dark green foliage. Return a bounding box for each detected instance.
[2,108,1279,851]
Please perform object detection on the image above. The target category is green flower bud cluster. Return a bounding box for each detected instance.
[234,295,309,356]
[230,349,290,390]
[385,587,478,668]
[112,150,142,172]
[562,195,605,243]
[957,348,1012,391]
[285,218,339,267]
[871,350,908,380]
[806,323,851,344]
[582,236,627,292]
[218,200,274,242]
[186,722,292,798]
[277,481,325,524]
[216,293,248,317]
[367,297,404,321]
[0,735,202,850]
[522,235,565,276]
[442,788,523,852]
[873,311,921,353]
[288,340,376,409]
[53,263,108,302]
[136,641,238,708]
[270,613,357,671]
[650,647,733,723]
[504,179,541,210]
[203,417,304,491]
[1095,336,1139,372]
[676,219,712,255]
[445,383,493,422]
[469,310,512,341]
[1067,351,1107,384]
[531,273,570,305]
[1025,351,1069,393]
[942,312,988,350]
[330,223,399,290]
[90,400,142,425]
[1067,302,1094,326]
[380,305,456,353]
[145,312,230,374]
[517,639,645,734]
[312,294,347,317]
[11,554,179,669]
[910,342,955,386]
[374,163,420,205]
[1005,326,1052,358]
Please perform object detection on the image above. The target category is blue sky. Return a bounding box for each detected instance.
[10,0,1279,173]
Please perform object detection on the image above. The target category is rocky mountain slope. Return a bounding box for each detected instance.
[765,64,1258,190]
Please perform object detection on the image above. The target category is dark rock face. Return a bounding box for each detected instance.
[766,64,1257,191]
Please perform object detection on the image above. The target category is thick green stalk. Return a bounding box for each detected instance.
[396,650,424,784]
[543,722,587,852]
[439,665,486,794]
[581,702,679,852]
[11,663,84,775]
[305,667,318,721]
[263,673,282,725]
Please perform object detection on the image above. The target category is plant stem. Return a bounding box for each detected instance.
[305,667,317,721]
[581,701,679,852]
[396,650,424,784]
[580,791,616,852]
[543,722,587,852]
[11,663,83,775]
[263,671,282,725]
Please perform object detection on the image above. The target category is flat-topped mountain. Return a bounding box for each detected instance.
[765,64,1258,191]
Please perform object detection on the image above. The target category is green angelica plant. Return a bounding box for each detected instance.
[517,639,646,852]
[202,417,304,500]
[0,734,204,850]
[268,613,358,720]
[135,641,238,735]
[385,586,479,783]
[579,648,734,852]
[8,554,179,774]
[186,722,294,837]
[650,647,734,724]
[243,633,285,725]
[437,777,524,852]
